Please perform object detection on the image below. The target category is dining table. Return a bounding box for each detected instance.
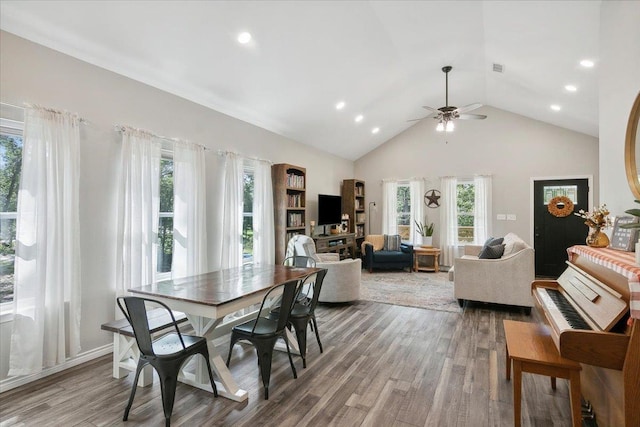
[127,263,321,402]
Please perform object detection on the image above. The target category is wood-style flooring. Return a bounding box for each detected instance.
[0,301,576,426]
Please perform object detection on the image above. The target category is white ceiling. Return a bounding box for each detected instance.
[0,1,600,161]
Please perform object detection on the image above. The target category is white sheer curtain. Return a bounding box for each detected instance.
[115,127,161,296]
[220,152,243,269]
[382,181,398,235]
[252,159,274,265]
[9,106,81,375]
[473,175,492,245]
[440,176,459,267]
[409,179,425,245]
[172,141,207,278]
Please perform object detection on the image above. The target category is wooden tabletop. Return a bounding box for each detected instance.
[128,264,322,307]
[414,246,441,254]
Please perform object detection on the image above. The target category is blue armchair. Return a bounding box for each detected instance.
[362,234,413,273]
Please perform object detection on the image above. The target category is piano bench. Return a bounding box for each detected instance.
[503,320,582,427]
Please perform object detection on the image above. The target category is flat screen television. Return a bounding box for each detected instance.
[317,194,342,226]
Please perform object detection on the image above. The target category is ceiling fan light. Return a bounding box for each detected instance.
[446,121,454,132]
[436,121,444,132]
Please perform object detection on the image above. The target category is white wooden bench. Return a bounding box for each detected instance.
[101,308,187,387]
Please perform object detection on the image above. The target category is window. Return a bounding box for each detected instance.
[543,185,578,205]
[157,156,173,274]
[396,183,411,240]
[242,167,254,264]
[0,128,23,304]
[457,181,475,243]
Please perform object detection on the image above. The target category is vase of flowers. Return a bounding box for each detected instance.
[574,204,612,248]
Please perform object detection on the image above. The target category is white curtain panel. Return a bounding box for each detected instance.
[172,141,208,278]
[252,159,274,265]
[409,179,425,245]
[220,152,243,268]
[440,176,459,267]
[382,181,398,235]
[9,106,81,375]
[473,175,492,245]
[115,127,161,296]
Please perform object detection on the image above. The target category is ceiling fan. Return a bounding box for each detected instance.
[411,65,487,132]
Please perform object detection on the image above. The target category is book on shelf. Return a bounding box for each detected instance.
[286,173,305,189]
[356,213,366,223]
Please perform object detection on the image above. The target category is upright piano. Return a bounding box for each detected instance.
[531,246,640,427]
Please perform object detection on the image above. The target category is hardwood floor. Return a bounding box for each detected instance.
[0,301,576,426]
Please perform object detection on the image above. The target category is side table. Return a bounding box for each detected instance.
[413,246,441,272]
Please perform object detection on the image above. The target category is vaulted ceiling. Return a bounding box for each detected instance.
[0,1,601,160]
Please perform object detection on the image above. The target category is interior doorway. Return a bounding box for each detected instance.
[533,178,590,278]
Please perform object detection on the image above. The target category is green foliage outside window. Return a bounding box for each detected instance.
[0,133,22,302]
[457,183,475,242]
[158,158,173,272]
[243,172,254,259]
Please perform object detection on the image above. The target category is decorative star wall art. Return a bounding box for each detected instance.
[424,189,441,208]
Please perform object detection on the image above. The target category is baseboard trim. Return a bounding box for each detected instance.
[0,344,113,394]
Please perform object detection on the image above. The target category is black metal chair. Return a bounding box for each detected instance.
[116,297,217,427]
[285,268,328,368]
[282,255,317,268]
[226,278,301,399]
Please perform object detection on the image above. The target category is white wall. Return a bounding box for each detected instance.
[599,1,640,216]
[354,106,599,254]
[0,31,354,382]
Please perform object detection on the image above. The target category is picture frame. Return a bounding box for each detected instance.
[610,216,639,251]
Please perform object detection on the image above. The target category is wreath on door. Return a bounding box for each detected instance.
[547,196,574,217]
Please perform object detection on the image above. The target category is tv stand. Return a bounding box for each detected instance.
[313,233,356,260]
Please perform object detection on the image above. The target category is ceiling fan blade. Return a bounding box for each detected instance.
[458,113,487,120]
[422,106,439,113]
[455,103,483,114]
[407,118,425,122]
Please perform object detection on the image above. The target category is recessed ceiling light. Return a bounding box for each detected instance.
[371,127,380,134]
[335,101,345,110]
[550,104,561,111]
[580,59,594,68]
[564,85,577,92]
[237,32,252,44]
[355,114,363,123]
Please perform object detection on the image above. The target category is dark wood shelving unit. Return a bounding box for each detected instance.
[341,179,366,257]
[272,163,306,264]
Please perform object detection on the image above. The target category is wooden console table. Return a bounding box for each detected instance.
[313,233,356,259]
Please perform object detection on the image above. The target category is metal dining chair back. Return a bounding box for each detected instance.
[117,297,217,427]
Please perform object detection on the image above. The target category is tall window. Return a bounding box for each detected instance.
[243,167,254,264]
[457,181,475,243]
[396,183,411,240]
[0,129,23,305]
[158,156,174,274]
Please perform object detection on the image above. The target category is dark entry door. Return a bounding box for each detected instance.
[533,178,589,278]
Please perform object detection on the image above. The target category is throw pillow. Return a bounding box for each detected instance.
[483,236,504,247]
[478,244,505,259]
[383,234,401,251]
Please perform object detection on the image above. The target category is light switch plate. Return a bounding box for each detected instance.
[507,214,517,221]
[497,214,506,220]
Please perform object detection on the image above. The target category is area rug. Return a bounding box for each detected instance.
[360,270,461,313]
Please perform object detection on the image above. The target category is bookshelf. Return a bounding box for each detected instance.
[341,179,366,257]
[272,163,306,264]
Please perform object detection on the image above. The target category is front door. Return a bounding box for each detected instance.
[533,178,589,278]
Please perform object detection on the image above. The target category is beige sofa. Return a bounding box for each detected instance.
[451,232,534,312]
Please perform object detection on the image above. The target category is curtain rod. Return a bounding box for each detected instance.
[217,149,272,164]
[1,101,89,123]
[115,124,208,150]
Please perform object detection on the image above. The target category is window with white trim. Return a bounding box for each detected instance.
[157,155,174,276]
[396,183,411,240]
[242,166,254,264]
[0,125,23,305]
[457,180,475,243]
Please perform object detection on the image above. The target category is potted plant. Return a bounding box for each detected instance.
[415,219,435,247]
